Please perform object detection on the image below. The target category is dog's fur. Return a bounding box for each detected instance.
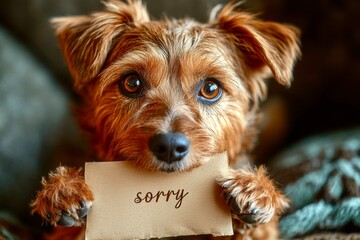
[31,1,300,239]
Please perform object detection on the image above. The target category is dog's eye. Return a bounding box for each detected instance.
[119,73,144,98]
[198,78,222,103]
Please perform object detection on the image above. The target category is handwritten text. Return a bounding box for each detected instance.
[134,189,189,209]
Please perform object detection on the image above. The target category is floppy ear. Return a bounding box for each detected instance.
[51,0,149,90]
[211,3,300,99]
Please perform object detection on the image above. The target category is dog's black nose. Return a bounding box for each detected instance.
[149,132,190,163]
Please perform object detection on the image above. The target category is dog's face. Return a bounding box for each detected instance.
[53,0,300,172]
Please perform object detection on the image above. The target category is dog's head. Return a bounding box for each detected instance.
[52,0,300,172]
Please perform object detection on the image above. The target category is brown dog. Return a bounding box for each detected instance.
[31,1,300,239]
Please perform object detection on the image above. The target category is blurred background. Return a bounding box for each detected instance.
[0,0,359,238]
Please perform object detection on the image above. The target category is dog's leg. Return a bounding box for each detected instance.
[218,165,289,238]
[31,166,94,227]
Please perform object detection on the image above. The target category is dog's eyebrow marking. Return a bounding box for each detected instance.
[99,49,167,90]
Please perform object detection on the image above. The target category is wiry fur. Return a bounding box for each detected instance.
[31,1,300,239]
[30,167,94,226]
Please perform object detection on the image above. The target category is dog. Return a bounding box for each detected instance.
[31,0,300,239]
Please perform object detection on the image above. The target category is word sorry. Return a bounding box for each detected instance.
[134,189,189,209]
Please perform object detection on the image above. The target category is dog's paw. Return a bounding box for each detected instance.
[218,165,289,225]
[48,199,93,227]
[31,166,94,227]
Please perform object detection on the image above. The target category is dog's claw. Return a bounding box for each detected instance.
[227,196,258,224]
[55,201,92,226]
[77,201,91,218]
[229,197,241,215]
[40,200,92,227]
[237,212,257,224]
[80,200,86,208]
[57,214,76,227]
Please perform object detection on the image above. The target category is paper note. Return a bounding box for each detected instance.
[85,152,233,240]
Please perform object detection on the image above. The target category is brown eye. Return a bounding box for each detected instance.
[198,78,222,103]
[119,72,144,98]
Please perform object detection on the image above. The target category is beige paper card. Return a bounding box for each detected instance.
[85,152,233,240]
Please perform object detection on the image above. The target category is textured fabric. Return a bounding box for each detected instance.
[300,232,360,240]
[270,129,360,238]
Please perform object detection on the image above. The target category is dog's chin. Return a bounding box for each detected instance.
[153,159,189,173]
[159,167,176,173]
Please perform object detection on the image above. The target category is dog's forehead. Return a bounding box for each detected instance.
[141,19,210,53]
[112,19,238,89]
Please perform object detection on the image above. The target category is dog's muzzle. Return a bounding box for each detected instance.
[148,132,190,164]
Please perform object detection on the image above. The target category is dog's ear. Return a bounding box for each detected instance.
[211,3,300,100]
[52,0,149,90]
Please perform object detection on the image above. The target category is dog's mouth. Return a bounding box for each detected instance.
[154,159,189,173]
[161,168,176,173]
